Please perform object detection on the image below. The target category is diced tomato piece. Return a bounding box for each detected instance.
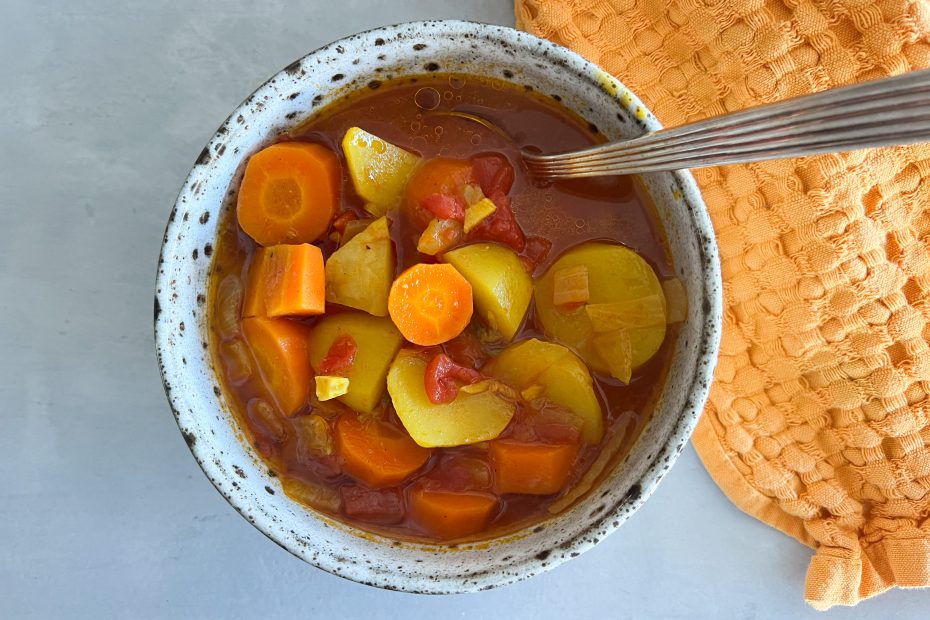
[506,404,583,445]
[309,454,343,479]
[471,154,514,196]
[423,454,492,492]
[424,353,484,404]
[341,485,405,524]
[319,334,358,375]
[332,211,358,233]
[421,193,467,221]
[521,235,553,273]
[442,330,487,369]
[535,423,581,444]
[467,191,526,252]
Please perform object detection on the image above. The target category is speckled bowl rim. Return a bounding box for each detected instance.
[155,20,722,593]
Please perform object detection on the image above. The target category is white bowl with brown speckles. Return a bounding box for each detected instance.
[155,20,721,593]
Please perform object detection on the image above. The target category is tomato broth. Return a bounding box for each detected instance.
[209,74,679,542]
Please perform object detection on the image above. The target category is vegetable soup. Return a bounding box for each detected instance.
[208,74,684,542]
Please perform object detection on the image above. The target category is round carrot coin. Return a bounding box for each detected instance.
[388,263,473,345]
[236,142,340,246]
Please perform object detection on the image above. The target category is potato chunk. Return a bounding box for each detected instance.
[489,338,603,443]
[387,350,516,448]
[342,127,420,217]
[534,242,666,376]
[308,312,404,414]
[315,376,350,401]
[441,243,532,341]
[324,216,393,316]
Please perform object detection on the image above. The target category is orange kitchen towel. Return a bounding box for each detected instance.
[517,0,930,610]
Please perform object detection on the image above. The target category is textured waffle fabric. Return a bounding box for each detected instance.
[517,0,930,609]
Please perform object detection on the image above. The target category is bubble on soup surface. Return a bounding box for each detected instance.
[414,87,441,111]
[449,75,466,90]
[223,339,253,384]
[215,275,243,340]
[247,398,287,443]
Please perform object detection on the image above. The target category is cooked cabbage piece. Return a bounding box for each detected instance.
[325,216,394,316]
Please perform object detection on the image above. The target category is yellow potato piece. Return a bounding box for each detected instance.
[463,198,497,233]
[489,338,603,443]
[314,376,350,401]
[325,216,393,316]
[308,312,404,414]
[535,242,666,375]
[441,243,532,341]
[387,350,516,448]
[342,127,420,216]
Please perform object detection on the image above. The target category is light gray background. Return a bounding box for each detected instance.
[1,1,927,618]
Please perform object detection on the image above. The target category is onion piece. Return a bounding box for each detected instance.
[584,295,665,332]
[552,264,589,307]
[417,218,463,256]
[592,329,633,384]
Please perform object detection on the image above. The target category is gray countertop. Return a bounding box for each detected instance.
[1,1,927,617]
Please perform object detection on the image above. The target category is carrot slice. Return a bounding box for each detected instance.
[403,158,473,231]
[335,411,431,488]
[242,248,268,318]
[241,317,312,415]
[409,487,498,540]
[388,263,473,345]
[237,142,340,246]
[262,244,325,317]
[489,440,580,495]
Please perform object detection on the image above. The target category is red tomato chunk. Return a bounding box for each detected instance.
[424,353,483,404]
[341,485,405,524]
[319,334,358,375]
[421,193,466,221]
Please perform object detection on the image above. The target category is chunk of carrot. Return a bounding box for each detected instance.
[489,440,580,495]
[242,248,268,318]
[242,244,325,317]
[335,411,431,488]
[241,317,312,415]
[387,263,473,346]
[409,487,498,540]
[403,158,474,231]
[237,142,340,246]
[262,244,325,317]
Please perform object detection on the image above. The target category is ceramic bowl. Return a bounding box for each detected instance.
[155,20,721,593]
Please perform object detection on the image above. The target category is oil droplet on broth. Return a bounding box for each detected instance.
[415,87,441,111]
[449,75,466,90]
[470,134,481,145]
[443,90,453,101]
